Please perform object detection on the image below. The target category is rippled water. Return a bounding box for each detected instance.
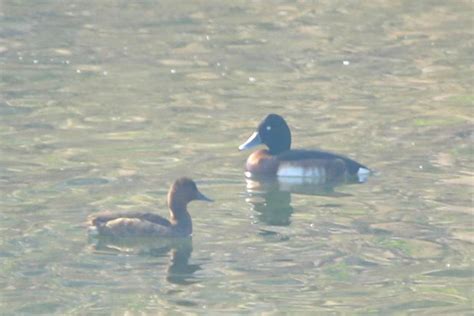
[1,0,472,314]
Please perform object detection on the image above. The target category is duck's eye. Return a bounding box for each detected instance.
[266,126,271,131]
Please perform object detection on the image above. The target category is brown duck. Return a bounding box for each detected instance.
[88,177,212,238]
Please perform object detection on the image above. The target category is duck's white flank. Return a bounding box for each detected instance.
[277,165,326,178]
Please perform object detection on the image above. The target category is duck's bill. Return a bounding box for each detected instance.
[196,191,213,202]
[238,131,262,151]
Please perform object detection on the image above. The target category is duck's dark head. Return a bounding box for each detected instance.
[168,177,213,212]
[239,114,291,154]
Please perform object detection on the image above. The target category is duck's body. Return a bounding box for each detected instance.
[88,178,212,238]
[89,211,176,237]
[239,114,370,182]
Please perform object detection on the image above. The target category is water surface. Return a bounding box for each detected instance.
[1,0,472,314]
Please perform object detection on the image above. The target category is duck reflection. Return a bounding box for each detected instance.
[245,175,356,226]
[246,184,294,226]
[90,236,200,285]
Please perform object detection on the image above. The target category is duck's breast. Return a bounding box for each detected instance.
[246,149,279,175]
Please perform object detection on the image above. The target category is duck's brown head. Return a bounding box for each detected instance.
[167,177,213,212]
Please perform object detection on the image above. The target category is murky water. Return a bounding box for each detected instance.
[1,0,472,314]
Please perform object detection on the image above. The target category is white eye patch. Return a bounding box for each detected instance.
[266,126,271,131]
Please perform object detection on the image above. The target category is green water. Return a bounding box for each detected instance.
[1,0,472,314]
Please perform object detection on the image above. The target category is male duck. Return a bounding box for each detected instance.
[239,114,370,182]
[88,177,212,238]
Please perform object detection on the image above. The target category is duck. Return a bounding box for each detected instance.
[88,177,212,238]
[238,114,370,182]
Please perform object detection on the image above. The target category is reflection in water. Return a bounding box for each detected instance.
[90,236,200,285]
[245,175,359,226]
[166,243,201,285]
[247,188,293,226]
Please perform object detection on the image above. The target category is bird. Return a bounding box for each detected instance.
[88,177,212,238]
[239,114,370,182]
